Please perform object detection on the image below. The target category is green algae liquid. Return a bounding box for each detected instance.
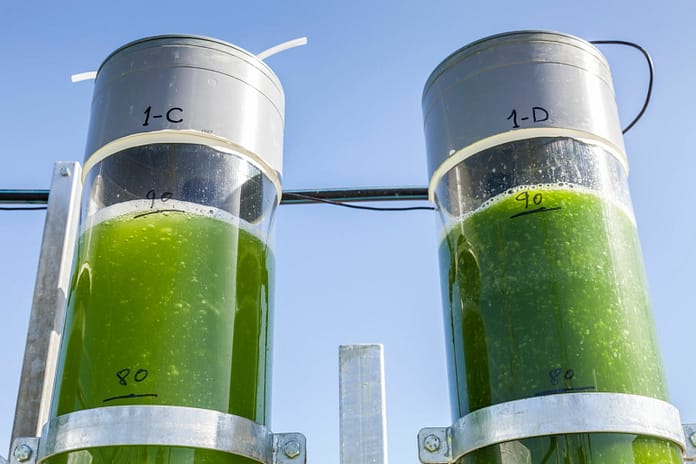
[440,185,682,464]
[47,201,272,464]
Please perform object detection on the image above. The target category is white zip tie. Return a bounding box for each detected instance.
[71,71,97,83]
[71,36,308,82]
[257,37,308,60]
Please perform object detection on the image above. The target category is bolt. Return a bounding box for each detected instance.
[60,167,71,177]
[283,440,301,459]
[13,443,33,462]
[423,434,441,453]
[690,431,696,447]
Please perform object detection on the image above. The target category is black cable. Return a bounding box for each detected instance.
[0,190,49,211]
[0,206,47,211]
[0,189,436,212]
[0,190,49,204]
[591,40,654,134]
[282,192,436,211]
[281,187,430,204]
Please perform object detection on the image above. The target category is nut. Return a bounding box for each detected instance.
[283,440,301,459]
[423,434,441,453]
[13,444,33,462]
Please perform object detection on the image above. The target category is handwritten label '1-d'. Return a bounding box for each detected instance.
[507,106,549,129]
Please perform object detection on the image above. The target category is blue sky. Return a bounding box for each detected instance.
[1,0,694,462]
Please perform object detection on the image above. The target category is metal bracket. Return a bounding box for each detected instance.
[12,406,305,464]
[418,393,686,463]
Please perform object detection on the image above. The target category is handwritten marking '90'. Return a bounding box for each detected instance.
[515,190,543,209]
[146,189,173,209]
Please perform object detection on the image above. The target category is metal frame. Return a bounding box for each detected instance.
[4,165,696,464]
[4,162,308,464]
[418,392,687,464]
[10,162,82,447]
[684,424,696,462]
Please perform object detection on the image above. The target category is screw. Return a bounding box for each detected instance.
[423,434,441,453]
[60,167,71,177]
[13,443,33,462]
[690,431,696,447]
[283,440,301,459]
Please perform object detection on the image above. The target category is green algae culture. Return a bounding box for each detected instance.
[46,200,272,464]
[440,185,682,463]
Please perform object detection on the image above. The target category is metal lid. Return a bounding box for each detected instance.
[423,31,610,102]
[84,34,285,192]
[422,30,627,195]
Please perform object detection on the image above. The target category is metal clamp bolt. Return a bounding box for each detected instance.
[59,167,71,177]
[13,444,33,462]
[283,440,301,459]
[423,434,441,453]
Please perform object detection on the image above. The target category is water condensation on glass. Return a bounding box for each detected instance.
[435,137,633,227]
[83,144,278,240]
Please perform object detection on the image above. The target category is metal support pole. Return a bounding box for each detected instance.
[10,162,82,450]
[684,424,696,461]
[339,344,388,464]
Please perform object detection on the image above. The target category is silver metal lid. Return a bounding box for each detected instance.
[423,31,627,196]
[84,35,285,192]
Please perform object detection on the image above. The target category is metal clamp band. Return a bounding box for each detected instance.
[418,393,685,464]
[31,405,305,464]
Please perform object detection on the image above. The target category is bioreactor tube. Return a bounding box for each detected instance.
[47,35,284,464]
[423,31,683,464]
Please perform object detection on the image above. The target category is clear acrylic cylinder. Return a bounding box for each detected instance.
[423,31,682,463]
[47,35,284,464]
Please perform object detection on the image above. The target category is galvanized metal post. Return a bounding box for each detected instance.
[339,344,388,464]
[10,162,82,448]
[684,424,696,461]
